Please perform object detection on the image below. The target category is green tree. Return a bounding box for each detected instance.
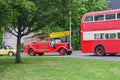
[0,0,14,46]
[0,0,13,27]
[0,28,3,45]
[5,0,36,63]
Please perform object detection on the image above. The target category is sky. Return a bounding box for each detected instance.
[109,0,120,9]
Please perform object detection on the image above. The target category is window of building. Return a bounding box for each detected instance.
[94,15,104,21]
[105,14,116,20]
[84,16,93,22]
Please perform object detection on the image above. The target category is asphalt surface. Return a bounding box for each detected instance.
[22,51,120,62]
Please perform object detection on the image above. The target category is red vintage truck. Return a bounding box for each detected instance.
[24,38,72,56]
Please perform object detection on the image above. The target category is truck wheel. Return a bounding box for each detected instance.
[28,49,36,56]
[59,48,66,55]
[94,46,106,56]
[38,53,44,56]
[8,51,14,56]
[66,51,72,55]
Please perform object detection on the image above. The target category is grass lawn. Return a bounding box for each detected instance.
[0,56,120,80]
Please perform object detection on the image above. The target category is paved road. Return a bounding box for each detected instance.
[22,51,120,61]
[70,51,120,61]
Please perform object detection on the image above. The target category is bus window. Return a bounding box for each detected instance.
[100,33,104,39]
[117,13,120,19]
[94,34,99,39]
[94,15,104,21]
[110,33,116,39]
[105,33,110,39]
[118,33,120,39]
[94,33,104,39]
[105,14,116,20]
[84,16,93,22]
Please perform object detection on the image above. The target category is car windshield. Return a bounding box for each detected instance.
[5,46,13,49]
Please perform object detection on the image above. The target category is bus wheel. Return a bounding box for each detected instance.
[28,49,36,56]
[59,48,66,55]
[94,46,106,56]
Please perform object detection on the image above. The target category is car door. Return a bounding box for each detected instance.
[0,46,5,55]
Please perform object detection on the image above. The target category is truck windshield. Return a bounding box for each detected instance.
[55,39,61,43]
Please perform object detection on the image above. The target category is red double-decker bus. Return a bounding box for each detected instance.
[81,9,120,56]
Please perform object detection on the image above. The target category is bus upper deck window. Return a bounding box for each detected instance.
[105,14,115,20]
[84,16,93,22]
[94,15,104,21]
[117,13,120,19]
[118,33,120,39]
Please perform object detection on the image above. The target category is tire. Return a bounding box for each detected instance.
[38,53,44,56]
[59,48,66,55]
[28,49,36,56]
[66,51,72,55]
[94,46,106,56]
[8,51,14,56]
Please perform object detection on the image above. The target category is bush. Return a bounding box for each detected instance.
[72,36,80,50]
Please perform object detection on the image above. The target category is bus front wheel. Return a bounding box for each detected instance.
[94,46,106,56]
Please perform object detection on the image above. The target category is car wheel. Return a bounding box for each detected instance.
[8,51,14,56]
[59,48,66,55]
[28,49,36,56]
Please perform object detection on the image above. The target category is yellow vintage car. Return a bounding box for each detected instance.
[0,45,16,56]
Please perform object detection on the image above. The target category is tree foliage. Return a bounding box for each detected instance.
[0,28,3,45]
[0,0,13,27]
